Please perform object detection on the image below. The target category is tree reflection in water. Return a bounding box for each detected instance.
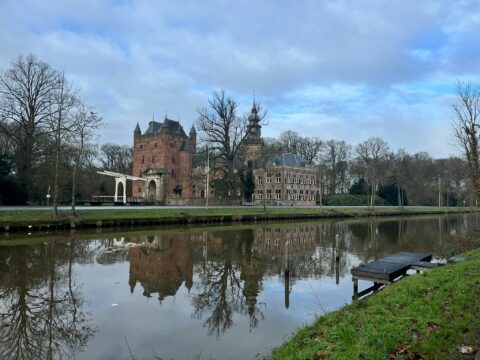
[0,240,96,360]
[191,232,265,337]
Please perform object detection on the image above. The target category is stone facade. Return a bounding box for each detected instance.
[132,117,196,203]
[131,102,318,205]
[252,159,317,206]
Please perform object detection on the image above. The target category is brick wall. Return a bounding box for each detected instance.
[132,127,194,198]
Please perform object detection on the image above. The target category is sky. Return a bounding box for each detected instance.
[1,0,480,158]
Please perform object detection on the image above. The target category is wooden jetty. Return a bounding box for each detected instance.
[351,252,438,300]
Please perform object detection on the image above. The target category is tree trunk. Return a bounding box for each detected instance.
[371,183,376,209]
[53,138,60,217]
[71,162,77,215]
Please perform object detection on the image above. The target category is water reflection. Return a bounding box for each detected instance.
[0,213,477,359]
[0,240,96,360]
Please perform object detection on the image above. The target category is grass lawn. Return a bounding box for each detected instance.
[267,248,480,360]
[0,206,475,227]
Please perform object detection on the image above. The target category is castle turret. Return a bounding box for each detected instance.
[244,99,263,163]
[189,125,197,153]
[246,100,262,144]
[134,123,141,146]
[134,122,141,136]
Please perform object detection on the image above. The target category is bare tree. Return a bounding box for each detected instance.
[46,73,77,216]
[278,130,302,152]
[0,54,59,197]
[99,143,133,174]
[355,137,390,208]
[298,137,323,165]
[197,90,265,200]
[390,149,410,208]
[320,140,351,194]
[452,81,480,204]
[70,103,102,214]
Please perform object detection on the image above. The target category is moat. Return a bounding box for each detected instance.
[0,213,477,360]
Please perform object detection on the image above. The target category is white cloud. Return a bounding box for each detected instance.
[0,0,479,156]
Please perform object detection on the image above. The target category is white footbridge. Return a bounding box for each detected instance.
[97,170,146,204]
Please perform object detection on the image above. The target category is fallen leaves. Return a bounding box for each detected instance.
[388,342,424,359]
[459,345,474,354]
[425,322,440,336]
[307,351,329,360]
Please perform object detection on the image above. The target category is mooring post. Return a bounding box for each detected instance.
[284,270,290,309]
[335,234,340,262]
[353,278,359,300]
[335,234,340,284]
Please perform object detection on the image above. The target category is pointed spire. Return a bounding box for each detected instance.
[134,122,141,134]
[248,93,260,125]
[189,124,196,135]
[251,90,257,113]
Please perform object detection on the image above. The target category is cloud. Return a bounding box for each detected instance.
[0,0,479,157]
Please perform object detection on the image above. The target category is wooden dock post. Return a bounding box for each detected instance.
[351,252,433,300]
[353,278,359,300]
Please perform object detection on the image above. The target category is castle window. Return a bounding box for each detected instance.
[285,189,291,200]
[257,190,262,199]
[275,189,281,200]
[137,186,141,192]
[275,173,281,183]
[152,156,155,163]
[155,142,158,147]
[266,173,272,183]
[139,144,143,149]
[141,156,144,164]
[266,189,272,199]
[257,175,263,185]
[172,156,175,164]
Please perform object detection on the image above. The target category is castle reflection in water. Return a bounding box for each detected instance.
[125,224,342,309]
[1,215,475,358]
[111,215,473,327]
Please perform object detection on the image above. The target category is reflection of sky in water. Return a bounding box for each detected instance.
[1,214,478,360]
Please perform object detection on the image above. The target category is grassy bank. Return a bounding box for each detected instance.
[0,206,476,232]
[267,247,480,360]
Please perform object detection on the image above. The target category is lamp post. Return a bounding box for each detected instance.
[433,176,441,207]
[205,145,210,209]
[438,176,441,207]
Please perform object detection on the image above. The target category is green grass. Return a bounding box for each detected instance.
[0,206,475,228]
[267,248,480,360]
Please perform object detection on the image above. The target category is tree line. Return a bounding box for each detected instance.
[197,89,474,207]
[1,54,478,208]
[0,54,103,213]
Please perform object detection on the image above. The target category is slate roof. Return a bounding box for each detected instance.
[179,139,191,152]
[143,118,188,137]
[267,153,308,168]
[142,118,192,152]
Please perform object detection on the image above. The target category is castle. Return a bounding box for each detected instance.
[132,102,317,205]
[132,117,196,202]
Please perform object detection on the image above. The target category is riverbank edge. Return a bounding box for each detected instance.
[0,207,477,233]
[266,247,480,360]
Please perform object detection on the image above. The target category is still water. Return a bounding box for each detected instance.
[0,214,477,359]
